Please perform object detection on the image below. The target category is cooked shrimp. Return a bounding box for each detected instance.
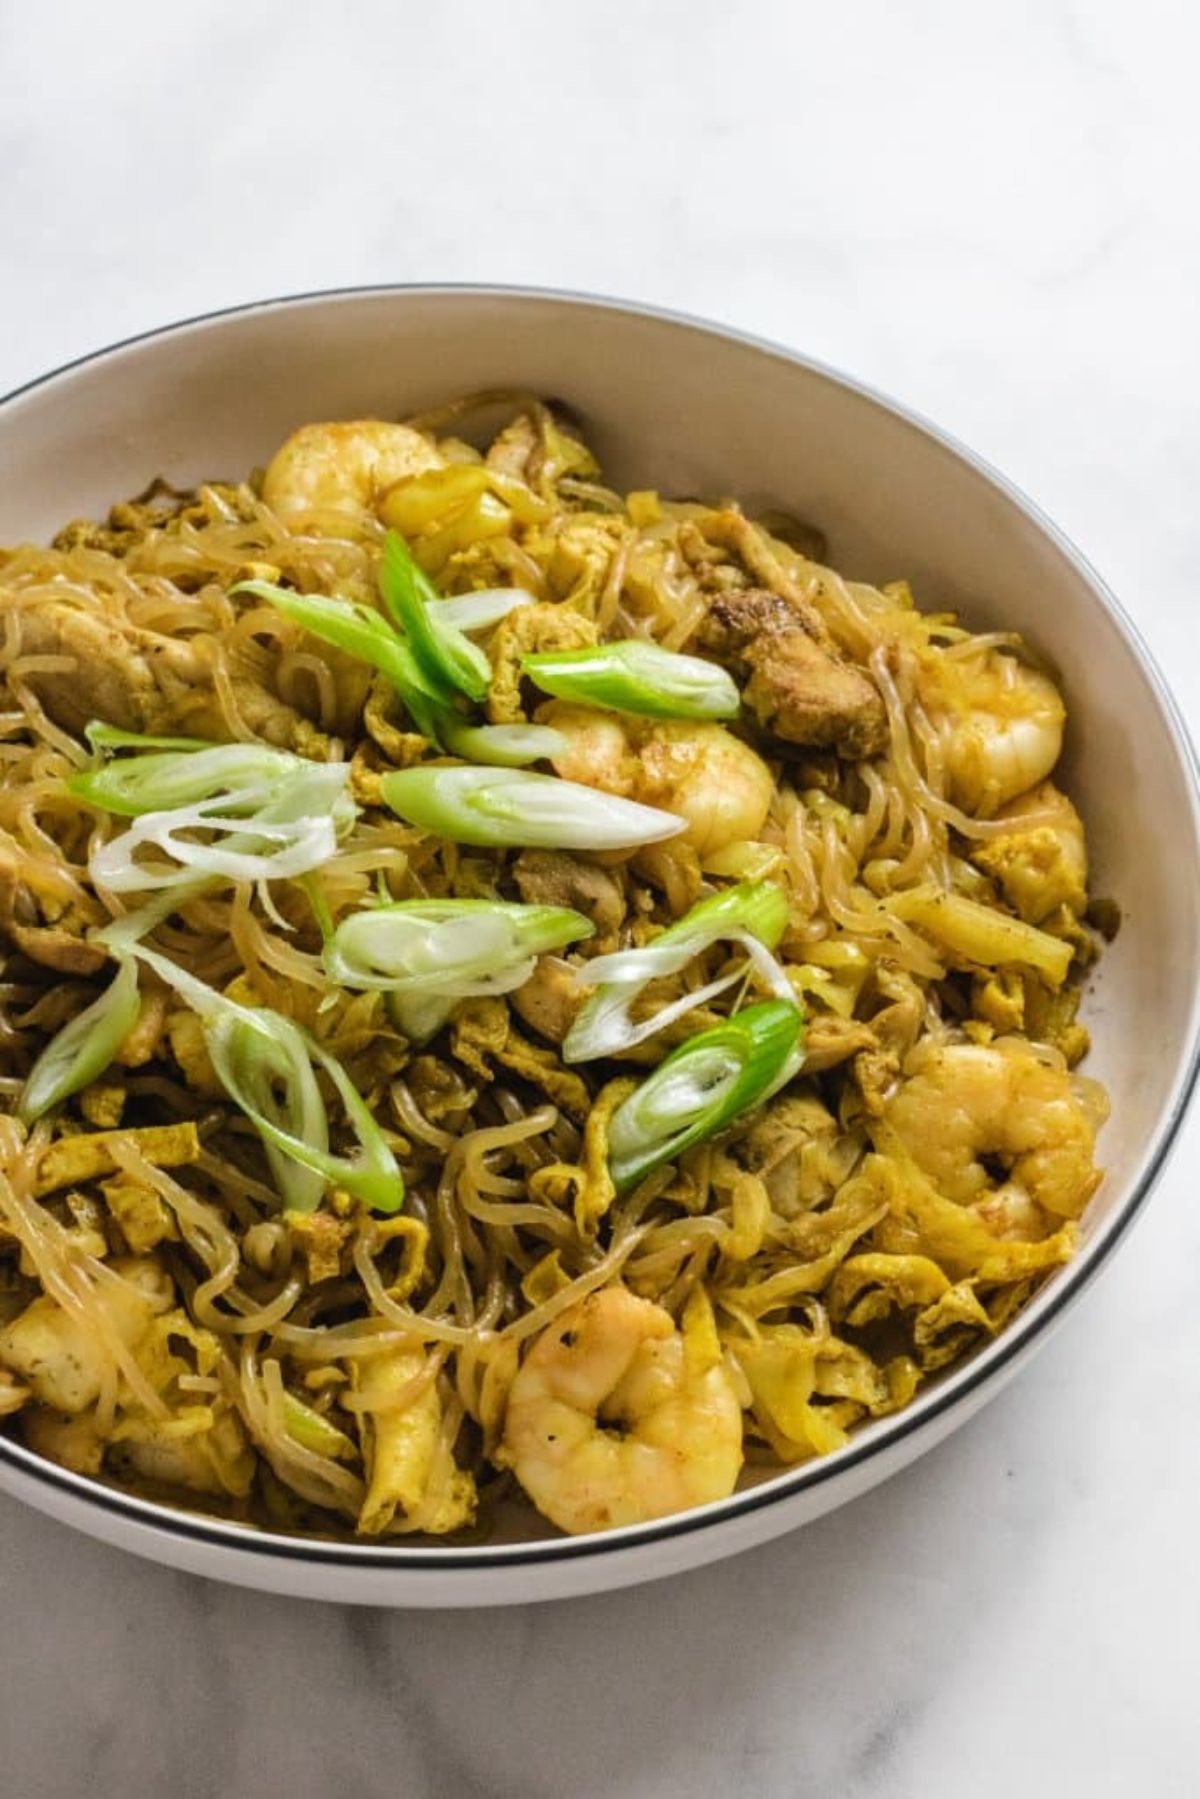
[501,1287,743,1533]
[973,780,1087,922]
[884,1040,1106,1225]
[547,705,773,856]
[262,420,443,521]
[919,649,1065,814]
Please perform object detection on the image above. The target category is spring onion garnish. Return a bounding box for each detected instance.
[431,588,532,633]
[522,640,741,721]
[231,579,449,741]
[71,738,314,819]
[377,531,491,703]
[121,942,403,1214]
[72,735,356,892]
[436,715,567,768]
[607,1000,804,1191]
[564,881,793,1062]
[326,899,593,1041]
[85,722,211,755]
[233,574,551,766]
[17,957,140,1125]
[380,765,685,851]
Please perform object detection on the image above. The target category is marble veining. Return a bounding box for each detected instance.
[1,1,1198,1794]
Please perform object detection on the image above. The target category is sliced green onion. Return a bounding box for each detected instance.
[326,898,592,1043]
[432,588,532,633]
[378,532,491,704]
[380,766,685,851]
[70,739,307,819]
[339,897,591,1043]
[18,957,140,1124]
[126,943,403,1214]
[522,640,740,720]
[232,578,450,740]
[81,750,355,893]
[85,722,212,754]
[282,1390,356,1459]
[607,1000,804,1191]
[436,714,567,768]
[564,882,792,1062]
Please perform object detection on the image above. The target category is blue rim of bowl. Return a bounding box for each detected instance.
[2,282,1198,1574]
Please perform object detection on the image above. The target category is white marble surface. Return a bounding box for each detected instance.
[2,2,1198,1793]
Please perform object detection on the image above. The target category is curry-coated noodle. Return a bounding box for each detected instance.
[0,395,1109,1539]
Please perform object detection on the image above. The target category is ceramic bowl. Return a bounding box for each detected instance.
[1,287,1196,1606]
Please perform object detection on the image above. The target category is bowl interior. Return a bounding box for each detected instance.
[2,288,1197,1551]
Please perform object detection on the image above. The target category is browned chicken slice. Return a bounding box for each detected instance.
[511,849,626,938]
[510,958,582,1046]
[698,588,888,759]
[16,603,328,754]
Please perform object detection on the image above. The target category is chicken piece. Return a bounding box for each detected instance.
[510,958,582,1047]
[486,602,596,724]
[15,602,327,754]
[512,848,626,938]
[33,1122,201,1196]
[697,588,887,759]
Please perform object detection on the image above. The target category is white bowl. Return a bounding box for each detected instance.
[1,287,1196,1607]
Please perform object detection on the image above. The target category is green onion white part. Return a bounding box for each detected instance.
[116,940,403,1215]
[522,639,740,721]
[74,736,356,893]
[435,715,567,768]
[431,588,532,633]
[563,881,793,1062]
[326,898,593,1042]
[380,765,686,851]
[17,957,140,1124]
[606,1000,805,1191]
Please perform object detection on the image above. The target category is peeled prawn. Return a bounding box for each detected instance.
[262,420,443,522]
[919,649,1065,814]
[884,1040,1106,1227]
[547,705,773,856]
[500,1287,743,1533]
